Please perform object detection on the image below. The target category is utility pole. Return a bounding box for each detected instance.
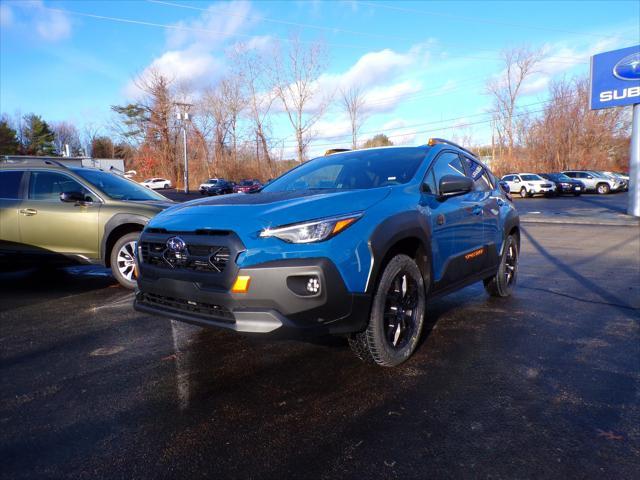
[175,103,193,194]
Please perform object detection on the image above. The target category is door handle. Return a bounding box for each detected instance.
[19,208,38,216]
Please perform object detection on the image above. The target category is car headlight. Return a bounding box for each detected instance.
[260,213,363,243]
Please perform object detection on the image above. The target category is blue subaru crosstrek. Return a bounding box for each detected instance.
[134,139,519,366]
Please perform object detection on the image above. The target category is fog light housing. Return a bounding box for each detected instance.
[231,275,251,293]
[286,274,322,297]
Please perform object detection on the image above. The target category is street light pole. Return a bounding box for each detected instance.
[629,102,640,217]
[175,105,192,194]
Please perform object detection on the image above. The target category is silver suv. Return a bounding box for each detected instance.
[561,170,618,194]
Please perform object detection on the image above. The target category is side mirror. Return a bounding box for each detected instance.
[439,175,473,199]
[587,175,593,179]
[60,191,90,203]
[498,181,510,193]
[514,178,521,183]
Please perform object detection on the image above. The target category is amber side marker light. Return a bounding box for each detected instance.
[231,275,251,293]
[332,217,357,235]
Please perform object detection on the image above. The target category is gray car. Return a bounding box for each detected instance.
[561,170,619,194]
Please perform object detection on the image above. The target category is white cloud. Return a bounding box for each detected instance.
[124,1,259,99]
[166,0,257,49]
[0,3,14,27]
[2,0,71,41]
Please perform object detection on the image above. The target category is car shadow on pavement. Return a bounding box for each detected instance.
[0,266,116,313]
[520,227,636,315]
[573,194,628,214]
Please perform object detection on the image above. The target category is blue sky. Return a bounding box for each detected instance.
[1,0,638,157]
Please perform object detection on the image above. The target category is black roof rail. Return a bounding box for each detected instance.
[0,156,69,168]
[427,138,478,158]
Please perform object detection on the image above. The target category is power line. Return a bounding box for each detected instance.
[281,96,579,148]
[356,1,630,40]
[39,5,588,65]
[145,0,587,62]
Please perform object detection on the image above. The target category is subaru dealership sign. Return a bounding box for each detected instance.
[590,45,640,110]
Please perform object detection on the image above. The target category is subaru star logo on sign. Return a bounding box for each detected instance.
[590,45,640,110]
[166,236,187,253]
[613,52,640,81]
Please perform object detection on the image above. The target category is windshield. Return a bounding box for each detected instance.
[74,170,167,201]
[206,179,219,184]
[590,171,608,178]
[521,174,543,181]
[263,148,426,192]
[554,173,572,181]
[239,180,255,186]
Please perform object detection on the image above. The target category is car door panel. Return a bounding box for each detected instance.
[18,171,101,258]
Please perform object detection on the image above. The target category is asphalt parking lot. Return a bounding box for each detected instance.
[1,196,639,479]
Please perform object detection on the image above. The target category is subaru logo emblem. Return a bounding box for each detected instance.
[166,236,186,253]
[612,52,640,81]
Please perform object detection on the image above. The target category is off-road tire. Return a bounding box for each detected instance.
[484,234,518,297]
[348,254,426,367]
[110,232,140,289]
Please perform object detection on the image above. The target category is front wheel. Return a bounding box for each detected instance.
[110,232,140,289]
[348,254,426,367]
[519,187,527,198]
[596,183,610,195]
[484,234,518,297]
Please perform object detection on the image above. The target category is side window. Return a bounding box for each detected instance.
[503,175,513,182]
[421,169,437,194]
[28,171,91,201]
[463,157,492,191]
[0,171,24,199]
[430,152,466,194]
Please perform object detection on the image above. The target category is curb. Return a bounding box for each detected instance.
[520,216,640,227]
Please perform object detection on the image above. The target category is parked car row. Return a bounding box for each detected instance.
[199,178,263,196]
[500,170,629,198]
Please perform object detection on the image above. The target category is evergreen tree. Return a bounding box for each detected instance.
[21,114,56,156]
[0,119,20,155]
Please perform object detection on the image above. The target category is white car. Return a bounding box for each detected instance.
[141,178,172,190]
[199,178,223,195]
[500,173,556,198]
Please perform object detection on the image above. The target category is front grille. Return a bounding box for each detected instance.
[541,183,552,188]
[140,241,230,273]
[140,292,235,322]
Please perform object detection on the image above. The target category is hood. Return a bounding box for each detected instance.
[148,188,391,232]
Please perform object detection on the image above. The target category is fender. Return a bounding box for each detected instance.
[100,213,150,262]
[367,210,432,294]
[502,210,520,254]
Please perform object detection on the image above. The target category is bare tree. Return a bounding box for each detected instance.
[82,122,102,157]
[52,121,82,156]
[273,36,330,162]
[341,85,367,149]
[486,46,542,159]
[232,45,277,170]
[220,74,247,164]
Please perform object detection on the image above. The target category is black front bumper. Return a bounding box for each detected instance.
[134,257,371,337]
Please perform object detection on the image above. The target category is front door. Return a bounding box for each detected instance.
[421,151,484,288]
[18,170,101,259]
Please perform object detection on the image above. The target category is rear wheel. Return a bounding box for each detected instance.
[110,232,140,289]
[484,234,518,297]
[348,254,426,367]
[164,183,170,189]
[596,183,610,194]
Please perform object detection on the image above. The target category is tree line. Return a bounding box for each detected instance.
[0,42,631,185]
